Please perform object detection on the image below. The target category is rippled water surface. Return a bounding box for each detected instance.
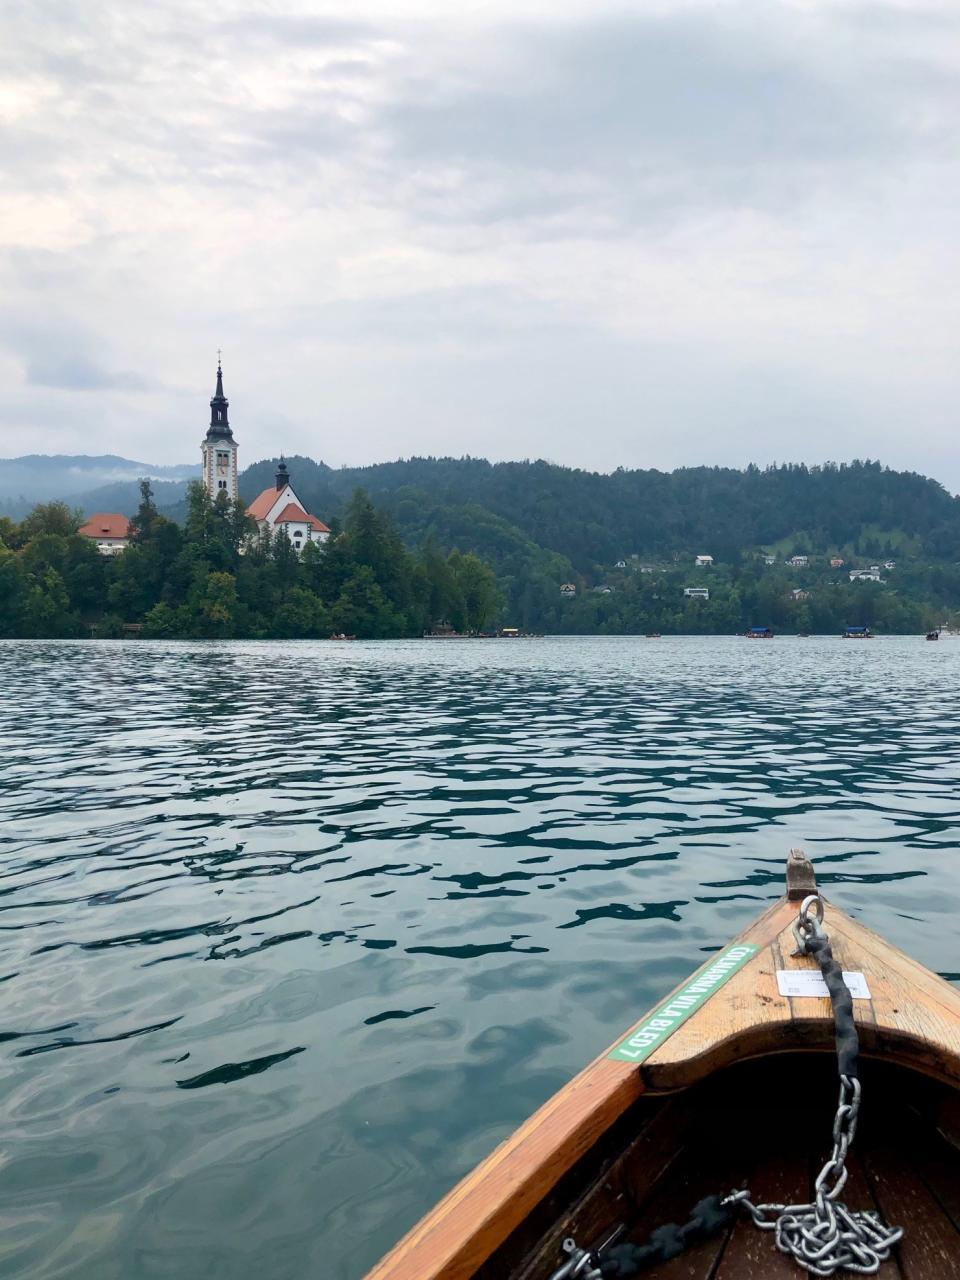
[2,636,959,1279]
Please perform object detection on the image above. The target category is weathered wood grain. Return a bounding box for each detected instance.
[864,1143,960,1280]
[713,1148,811,1280]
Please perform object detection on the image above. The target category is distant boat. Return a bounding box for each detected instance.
[330,633,356,641]
[925,630,940,641]
[796,631,811,637]
[744,625,774,638]
[842,626,872,639]
[645,632,661,638]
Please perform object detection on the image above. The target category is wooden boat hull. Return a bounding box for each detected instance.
[364,852,960,1280]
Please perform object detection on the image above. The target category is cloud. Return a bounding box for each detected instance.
[1,1,960,488]
[0,308,155,393]
[25,353,150,392]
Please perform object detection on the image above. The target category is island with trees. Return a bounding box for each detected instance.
[0,483,500,640]
[1,458,959,638]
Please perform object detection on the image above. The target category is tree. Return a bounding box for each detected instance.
[449,551,500,631]
[270,530,299,602]
[192,570,239,638]
[129,479,158,543]
[141,602,184,638]
[22,567,83,637]
[0,516,17,549]
[0,553,27,636]
[330,567,402,638]
[274,586,329,638]
[19,501,83,541]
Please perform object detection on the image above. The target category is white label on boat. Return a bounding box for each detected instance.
[776,970,871,1000]
[609,943,759,1064]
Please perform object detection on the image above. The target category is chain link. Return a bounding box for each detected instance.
[546,1235,603,1280]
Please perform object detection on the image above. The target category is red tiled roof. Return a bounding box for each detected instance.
[273,502,312,524]
[307,514,330,533]
[247,486,283,520]
[78,513,130,539]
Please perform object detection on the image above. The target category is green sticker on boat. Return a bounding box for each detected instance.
[609,943,759,1063]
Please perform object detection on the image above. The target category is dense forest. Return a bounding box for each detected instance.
[1,457,959,636]
[235,456,958,633]
[0,484,499,639]
[235,455,960,562]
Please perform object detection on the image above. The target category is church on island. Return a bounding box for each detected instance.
[78,361,331,556]
[202,360,330,552]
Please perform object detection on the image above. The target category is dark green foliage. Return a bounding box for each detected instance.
[237,456,960,570]
[231,455,960,629]
[3,458,959,638]
[0,484,502,640]
[16,501,84,543]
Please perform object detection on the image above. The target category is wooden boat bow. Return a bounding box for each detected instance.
[640,853,960,1093]
[363,850,960,1280]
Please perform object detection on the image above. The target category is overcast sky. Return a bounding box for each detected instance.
[2,0,959,486]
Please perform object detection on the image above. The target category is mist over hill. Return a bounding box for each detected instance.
[0,455,197,521]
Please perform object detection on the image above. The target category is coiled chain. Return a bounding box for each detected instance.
[722,1075,902,1276]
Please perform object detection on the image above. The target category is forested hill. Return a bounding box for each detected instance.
[3,454,960,633]
[239,456,960,569]
[237,456,960,632]
[5,454,958,569]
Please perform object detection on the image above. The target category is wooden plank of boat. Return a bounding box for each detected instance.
[363,850,960,1280]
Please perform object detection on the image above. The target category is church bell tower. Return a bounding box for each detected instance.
[201,356,239,502]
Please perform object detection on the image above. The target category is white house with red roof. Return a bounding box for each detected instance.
[246,459,330,552]
[78,513,131,556]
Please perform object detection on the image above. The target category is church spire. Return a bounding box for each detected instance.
[207,353,233,440]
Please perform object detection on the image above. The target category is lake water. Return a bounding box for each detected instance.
[1,636,959,1279]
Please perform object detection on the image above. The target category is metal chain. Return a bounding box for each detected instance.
[720,897,903,1276]
[548,894,904,1280]
[722,1075,902,1276]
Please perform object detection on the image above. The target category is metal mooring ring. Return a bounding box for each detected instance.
[798,893,824,928]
